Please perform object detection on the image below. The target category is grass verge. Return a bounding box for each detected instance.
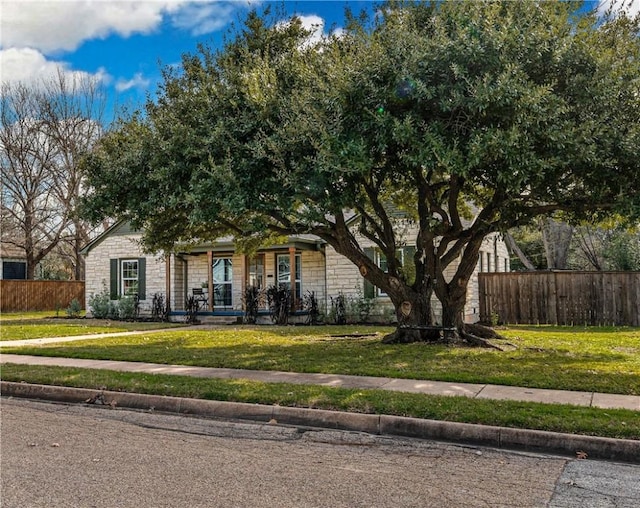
[2,363,638,440]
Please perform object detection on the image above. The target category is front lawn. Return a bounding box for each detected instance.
[0,313,185,341]
[3,324,639,395]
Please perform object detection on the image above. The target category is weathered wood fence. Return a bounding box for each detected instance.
[478,271,640,326]
[0,280,85,313]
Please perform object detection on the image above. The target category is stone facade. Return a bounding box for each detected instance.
[83,224,167,316]
[324,225,510,324]
[84,221,509,323]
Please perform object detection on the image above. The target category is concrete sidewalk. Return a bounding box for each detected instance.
[2,353,639,411]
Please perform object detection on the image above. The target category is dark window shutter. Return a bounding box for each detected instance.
[137,257,146,300]
[110,259,119,299]
[363,247,375,299]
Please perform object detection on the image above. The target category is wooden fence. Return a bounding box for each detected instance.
[0,280,85,313]
[478,271,640,326]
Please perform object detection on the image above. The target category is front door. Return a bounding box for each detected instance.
[212,257,233,308]
[246,254,265,308]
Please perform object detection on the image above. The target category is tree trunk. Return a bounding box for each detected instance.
[382,287,443,343]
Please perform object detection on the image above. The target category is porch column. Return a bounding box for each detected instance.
[289,246,296,311]
[165,255,171,311]
[207,251,213,311]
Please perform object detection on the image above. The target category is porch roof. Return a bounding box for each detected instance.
[177,235,324,255]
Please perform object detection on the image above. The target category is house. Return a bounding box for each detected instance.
[81,220,509,323]
[0,243,28,280]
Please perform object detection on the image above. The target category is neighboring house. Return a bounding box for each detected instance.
[81,220,509,324]
[0,243,27,280]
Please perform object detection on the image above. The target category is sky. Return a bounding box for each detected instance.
[0,0,376,121]
[1,0,637,123]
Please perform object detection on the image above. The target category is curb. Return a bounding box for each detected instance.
[2,381,639,464]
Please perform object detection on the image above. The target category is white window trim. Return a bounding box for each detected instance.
[120,259,139,296]
[212,257,233,308]
[276,253,302,298]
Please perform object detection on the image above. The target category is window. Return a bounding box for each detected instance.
[277,253,301,299]
[364,246,415,298]
[2,261,26,280]
[121,259,139,296]
[374,250,389,297]
[213,257,233,307]
[247,255,265,290]
[110,258,146,300]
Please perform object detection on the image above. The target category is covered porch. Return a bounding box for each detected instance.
[164,238,326,321]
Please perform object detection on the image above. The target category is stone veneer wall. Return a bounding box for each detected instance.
[84,232,167,317]
[325,229,510,325]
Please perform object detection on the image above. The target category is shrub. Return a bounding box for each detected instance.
[151,293,169,322]
[266,284,290,325]
[184,295,200,324]
[88,287,112,319]
[330,293,347,325]
[242,285,262,324]
[348,285,376,323]
[303,290,321,325]
[65,298,82,318]
[118,295,139,320]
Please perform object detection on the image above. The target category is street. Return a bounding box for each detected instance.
[1,398,638,507]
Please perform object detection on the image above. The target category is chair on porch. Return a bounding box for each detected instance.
[192,287,209,308]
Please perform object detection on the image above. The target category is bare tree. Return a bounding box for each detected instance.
[1,69,105,279]
[539,218,574,270]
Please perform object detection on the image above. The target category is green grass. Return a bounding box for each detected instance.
[2,363,638,440]
[2,324,639,395]
[0,311,62,321]
[0,315,185,341]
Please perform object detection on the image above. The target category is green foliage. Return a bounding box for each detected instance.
[3,364,639,439]
[4,325,639,396]
[603,230,640,271]
[65,298,82,319]
[88,287,113,319]
[117,295,139,320]
[82,1,640,327]
[346,286,378,323]
[88,286,139,321]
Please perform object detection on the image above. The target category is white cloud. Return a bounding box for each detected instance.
[115,72,151,92]
[0,0,189,53]
[0,48,109,88]
[171,2,238,36]
[0,1,251,93]
[277,14,341,49]
[598,0,640,17]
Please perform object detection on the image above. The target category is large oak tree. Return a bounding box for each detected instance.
[82,1,640,342]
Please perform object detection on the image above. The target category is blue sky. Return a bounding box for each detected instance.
[0,1,635,123]
[1,1,377,121]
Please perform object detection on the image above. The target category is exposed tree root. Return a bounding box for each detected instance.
[382,323,518,351]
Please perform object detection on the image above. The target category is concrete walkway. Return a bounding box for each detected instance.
[2,353,638,411]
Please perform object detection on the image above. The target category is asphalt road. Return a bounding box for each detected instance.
[1,398,638,507]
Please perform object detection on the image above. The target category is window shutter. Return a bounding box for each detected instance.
[110,259,119,299]
[363,247,375,299]
[137,257,146,300]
